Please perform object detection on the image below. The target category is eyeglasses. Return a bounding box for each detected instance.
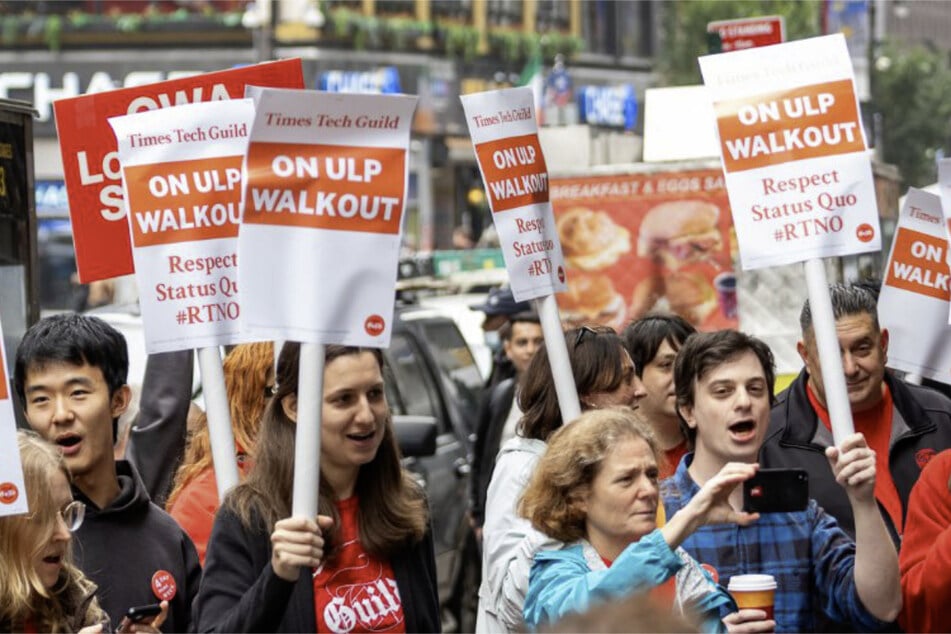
[58,501,85,532]
[573,325,614,346]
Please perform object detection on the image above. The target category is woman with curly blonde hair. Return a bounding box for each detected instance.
[166,342,274,564]
[0,432,111,632]
[520,407,759,632]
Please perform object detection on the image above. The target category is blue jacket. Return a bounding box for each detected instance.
[523,530,733,631]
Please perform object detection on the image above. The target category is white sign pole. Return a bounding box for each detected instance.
[292,342,325,519]
[196,346,240,500]
[804,259,855,444]
[534,296,581,424]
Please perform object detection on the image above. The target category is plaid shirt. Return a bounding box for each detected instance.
[661,454,889,633]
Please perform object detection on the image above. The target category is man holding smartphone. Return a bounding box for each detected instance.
[660,330,901,632]
[762,283,951,543]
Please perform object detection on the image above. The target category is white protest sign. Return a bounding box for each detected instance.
[0,315,27,517]
[935,158,951,300]
[699,34,879,270]
[109,99,253,353]
[879,188,951,383]
[240,89,417,346]
[461,87,568,302]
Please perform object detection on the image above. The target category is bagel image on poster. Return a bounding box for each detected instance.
[550,168,738,331]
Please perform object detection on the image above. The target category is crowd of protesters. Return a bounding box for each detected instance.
[4,281,951,632]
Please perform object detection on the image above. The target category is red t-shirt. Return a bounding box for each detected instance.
[662,441,689,480]
[313,497,406,633]
[807,382,903,534]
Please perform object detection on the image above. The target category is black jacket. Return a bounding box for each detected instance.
[469,378,517,526]
[195,506,441,633]
[761,369,951,541]
[72,460,202,633]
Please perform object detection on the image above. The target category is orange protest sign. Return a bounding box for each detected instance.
[244,142,405,236]
[715,79,864,173]
[474,134,550,213]
[54,59,304,282]
[0,353,7,401]
[884,227,951,301]
[125,156,243,248]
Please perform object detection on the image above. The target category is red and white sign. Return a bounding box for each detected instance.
[879,188,951,384]
[0,314,27,517]
[109,99,253,353]
[239,88,417,346]
[935,158,951,295]
[699,34,879,270]
[54,59,304,283]
[707,15,785,52]
[461,87,567,302]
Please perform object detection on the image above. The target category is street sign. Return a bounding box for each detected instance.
[707,15,785,52]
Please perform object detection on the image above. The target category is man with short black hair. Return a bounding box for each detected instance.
[762,283,951,541]
[15,313,201,632]
[471,286,532,388]
[623,312,695,477]
[662,329,901,632]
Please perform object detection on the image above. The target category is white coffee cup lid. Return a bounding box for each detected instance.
[727,574,777,591]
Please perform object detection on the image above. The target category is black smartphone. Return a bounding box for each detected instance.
[743,468,809,513]
[124,603,162,624]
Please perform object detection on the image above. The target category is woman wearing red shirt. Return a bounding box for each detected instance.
[194,343,440,633]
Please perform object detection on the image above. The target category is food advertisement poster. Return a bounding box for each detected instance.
[549,168,738,332]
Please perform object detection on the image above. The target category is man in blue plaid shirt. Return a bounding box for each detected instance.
[660,330,901,632]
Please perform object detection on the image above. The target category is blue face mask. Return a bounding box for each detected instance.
[484,329,501,352]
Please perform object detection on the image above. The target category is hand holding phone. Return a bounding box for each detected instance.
[743,468,809,514]
[118,602,166,633]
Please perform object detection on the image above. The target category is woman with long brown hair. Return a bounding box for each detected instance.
[194,343,440,632]
[166,342,273,564]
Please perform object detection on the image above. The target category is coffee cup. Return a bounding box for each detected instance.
[727,574,776,620]
[714,272,738,319]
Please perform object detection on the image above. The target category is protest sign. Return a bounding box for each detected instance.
[461,87,568,302]
[699,34,879,271]
[879,188,951,384]
[936,158,951,279]
[109,99,253,354]
[0,316,27,518]
[550,167,737,331]
[240,88,417,347]
[55,58,303,283]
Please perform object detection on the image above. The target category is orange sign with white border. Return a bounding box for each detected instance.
[879,188,951,385]
[0,313,28,517]
[461,87,567,302]
[699,34,880,270]
[109,99,253,353]
[239,88,417,347]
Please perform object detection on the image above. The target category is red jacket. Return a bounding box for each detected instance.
[898,449,951,633]
[169,457,251,565]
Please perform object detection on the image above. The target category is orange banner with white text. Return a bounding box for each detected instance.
[715,79,864,173]
[125,155,243,248]
[884,227,951,301]
[244,142,405,235]
[475,134,550,213]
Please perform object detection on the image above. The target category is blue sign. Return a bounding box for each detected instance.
[577,85,638,130]
[318,67,402,94]
[36,180,69,217]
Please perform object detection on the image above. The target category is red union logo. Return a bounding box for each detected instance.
[557,266,566,283]
[856,224,875,243]
[364,314,385,336]
[0,482,18,505]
